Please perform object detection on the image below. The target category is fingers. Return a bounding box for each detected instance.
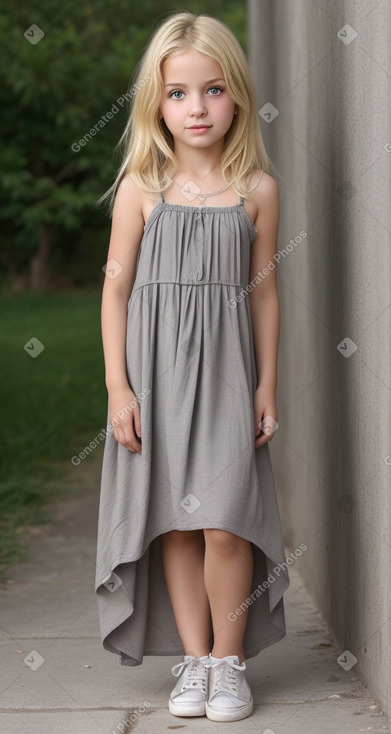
[133,410,142,443]
[254,422,276,448]
[111,404,142,454]
[113,424,142,453]
[255,432,270,449]
[254,411,279,448]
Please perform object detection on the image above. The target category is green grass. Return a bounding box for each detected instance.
[0,289,107,578]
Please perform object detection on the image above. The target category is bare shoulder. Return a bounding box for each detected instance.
[115,173,160,227]
[113,173,144,220]
[242,169,278,225]
[246,169,279,219]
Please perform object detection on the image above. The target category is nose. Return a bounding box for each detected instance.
[189,93,207,117]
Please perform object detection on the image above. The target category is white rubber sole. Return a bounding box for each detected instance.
[168,698,206,717]
[205,697,253,722]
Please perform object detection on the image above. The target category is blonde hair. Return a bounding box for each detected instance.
[98,11,274,213]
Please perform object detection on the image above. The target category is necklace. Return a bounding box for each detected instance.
[171,174,233,205]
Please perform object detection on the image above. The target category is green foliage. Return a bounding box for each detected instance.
[0,1,134,285]
[0,0,246,289]
[0,290,106,575]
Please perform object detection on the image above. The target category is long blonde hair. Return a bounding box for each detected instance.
[98,11,273,213]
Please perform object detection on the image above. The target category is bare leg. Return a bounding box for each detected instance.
[203,529,254,664]
[161,529,213,658]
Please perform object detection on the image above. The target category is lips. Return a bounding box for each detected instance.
[187,125,211,129]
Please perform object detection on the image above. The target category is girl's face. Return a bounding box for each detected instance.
[159,48,236,151]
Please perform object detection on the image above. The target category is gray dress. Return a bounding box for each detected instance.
[94,190,290,666]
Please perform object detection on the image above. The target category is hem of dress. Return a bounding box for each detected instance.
[103,619,287,667]
[96,522,290,667]
[95,520,290,613]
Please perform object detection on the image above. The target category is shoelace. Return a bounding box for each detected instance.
[171,657,210,693]
[210,658,246,696]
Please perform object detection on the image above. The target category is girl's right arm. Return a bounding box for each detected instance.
[101,174,145,454]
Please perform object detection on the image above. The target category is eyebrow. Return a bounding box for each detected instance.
[164,78,225,88]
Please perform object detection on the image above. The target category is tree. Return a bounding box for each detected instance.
[0,0,246,290]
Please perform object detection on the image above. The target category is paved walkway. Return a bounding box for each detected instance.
[0,451,389,733]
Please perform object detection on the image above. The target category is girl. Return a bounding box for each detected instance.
[95,11,290,724]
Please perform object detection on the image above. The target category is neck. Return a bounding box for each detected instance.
[171,139,225,182]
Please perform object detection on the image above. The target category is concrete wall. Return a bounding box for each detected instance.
[248,0,391,716]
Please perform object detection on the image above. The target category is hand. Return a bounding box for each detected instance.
[253,385,279,449]
[108,386,142,454]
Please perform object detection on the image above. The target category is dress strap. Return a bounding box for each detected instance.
[160,191,165,203]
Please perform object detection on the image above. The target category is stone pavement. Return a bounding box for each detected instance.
[0,451,389,733]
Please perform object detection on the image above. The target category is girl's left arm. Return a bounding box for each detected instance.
[248,173,281,448]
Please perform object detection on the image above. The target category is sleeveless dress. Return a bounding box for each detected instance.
[94,189,290,666]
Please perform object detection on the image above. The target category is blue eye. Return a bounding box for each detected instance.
[168,86,224,99]
[169,90,184,99]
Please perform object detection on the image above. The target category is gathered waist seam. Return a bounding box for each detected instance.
[130,279,248,294]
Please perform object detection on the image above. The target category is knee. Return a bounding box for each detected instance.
[204,529,245,556]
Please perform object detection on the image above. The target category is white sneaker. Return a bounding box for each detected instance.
[169,654,211,717]
[205,654,253,722]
